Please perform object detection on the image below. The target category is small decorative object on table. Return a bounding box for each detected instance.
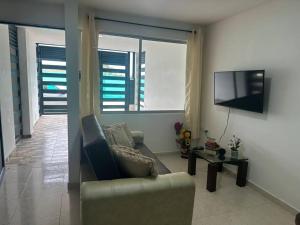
[174,122,191,159]
[228,135,241,158]
[204,130,220,156]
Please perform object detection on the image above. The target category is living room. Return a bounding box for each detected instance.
[0,0,299,225]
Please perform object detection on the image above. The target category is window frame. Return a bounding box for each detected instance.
[98,33,187,114]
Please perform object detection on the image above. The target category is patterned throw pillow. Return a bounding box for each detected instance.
[103,123,135,148]
[111,145,158,178]
[111,145,140,154]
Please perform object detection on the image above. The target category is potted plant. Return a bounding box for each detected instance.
[228,135,241,158]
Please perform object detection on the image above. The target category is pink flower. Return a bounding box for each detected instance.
[174,122,183,135]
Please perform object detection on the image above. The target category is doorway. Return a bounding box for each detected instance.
[36,44,67,115]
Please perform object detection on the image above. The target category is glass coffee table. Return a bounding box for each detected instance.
[188,149,248,192]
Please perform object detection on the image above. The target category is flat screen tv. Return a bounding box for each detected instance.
[214,70,265,113]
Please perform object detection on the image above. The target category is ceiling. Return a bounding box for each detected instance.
[6,0,271,24]
[80,0,272,24]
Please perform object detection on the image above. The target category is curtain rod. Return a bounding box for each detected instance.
[95,17,194,33]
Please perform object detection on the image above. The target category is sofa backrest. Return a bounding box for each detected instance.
[81,114,120,180]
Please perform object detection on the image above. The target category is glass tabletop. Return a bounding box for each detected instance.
[192,149,248,164]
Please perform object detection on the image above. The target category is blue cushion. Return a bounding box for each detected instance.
[81,115,121,180]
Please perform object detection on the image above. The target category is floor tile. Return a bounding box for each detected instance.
[158,152,296,225]
[0,116,296,225]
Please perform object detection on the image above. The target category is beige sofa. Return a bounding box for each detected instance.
[80,115,195,225]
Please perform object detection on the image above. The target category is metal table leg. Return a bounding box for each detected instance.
[188,151,197,175]
[207,163,218,192]
[236,161,248,187]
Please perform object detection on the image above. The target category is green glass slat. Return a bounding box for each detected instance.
[43,89,67,94]
[103,80,125,85]
[103,72,125,77]
[42,69,66,74]
[103,94,125,99]
[102,87,126,92]
[42,81,66,86]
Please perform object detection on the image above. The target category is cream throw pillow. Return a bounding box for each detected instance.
[103,127,116,146]
[111,125,132,148]
[111,145,158,178]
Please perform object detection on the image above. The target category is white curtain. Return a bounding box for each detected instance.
[184,27,203,140]
[80,14,100,119]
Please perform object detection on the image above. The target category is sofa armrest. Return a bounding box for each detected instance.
[81,172,195,225]
[131,130,144,144]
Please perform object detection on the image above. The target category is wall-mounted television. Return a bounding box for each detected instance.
[214,70,265,113]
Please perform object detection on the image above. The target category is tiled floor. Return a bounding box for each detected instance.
[0,115,79,225]
[0,115,296,225]
[158,153,296,225]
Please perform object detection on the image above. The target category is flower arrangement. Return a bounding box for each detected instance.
[228,135,241,151]
[174,122,191,158]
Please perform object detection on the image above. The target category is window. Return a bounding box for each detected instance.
[98,35,186,112]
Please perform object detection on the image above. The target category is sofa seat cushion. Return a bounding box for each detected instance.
[136,143,171,175]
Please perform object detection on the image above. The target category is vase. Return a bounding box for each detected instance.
[231,150,239,158]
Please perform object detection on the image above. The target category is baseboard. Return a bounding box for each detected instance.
[247,181,299,214]
[22,134,32,139]
[223,166,299,214]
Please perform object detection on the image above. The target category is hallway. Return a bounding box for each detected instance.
[0,115,79,225]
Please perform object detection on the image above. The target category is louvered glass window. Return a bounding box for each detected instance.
[37,45,67,115]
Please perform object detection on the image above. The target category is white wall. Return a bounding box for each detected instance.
[201,0,300,211]
[65,0,81,185]
[0,24,16,159]
[18,27,65,135]
[0,1,64,29]
[100,112,185,153]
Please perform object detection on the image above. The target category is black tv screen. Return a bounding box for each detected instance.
[214,70,265,113]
